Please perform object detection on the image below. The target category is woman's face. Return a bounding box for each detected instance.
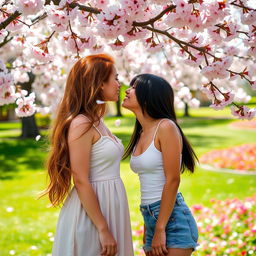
[102,66,120,102]
[122,84,140,112]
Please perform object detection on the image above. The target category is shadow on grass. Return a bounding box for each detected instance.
[0,137,48,180]
[0,116,233,180]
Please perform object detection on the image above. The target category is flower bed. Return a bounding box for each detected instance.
[200,144,256,171]
[132,195,256,256]
[192,195,256,256]
[230,119,256,130]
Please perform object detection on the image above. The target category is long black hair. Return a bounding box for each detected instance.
[123,73,198,173]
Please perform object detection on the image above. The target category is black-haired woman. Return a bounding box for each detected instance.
[122,74,199,256]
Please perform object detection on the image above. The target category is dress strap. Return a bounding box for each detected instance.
[93,124,102,136]
[153,119,170,140]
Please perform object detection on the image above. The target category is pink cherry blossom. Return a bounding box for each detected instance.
[31,46,53,62]
[15,0,44,16]
[97,6,130,39]
[0,0,255,120]
[251,81,256,91]
[241,10,256,25]
[0,84,16,105]
[47,8,69,32]
[15,92,36,117]
[231,106,256,120]
[201,57,233,81]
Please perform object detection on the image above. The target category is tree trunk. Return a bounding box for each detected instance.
[183,102,190,117]
[115,95,122,117]
[20,114,40,138]
[19,73,40,138]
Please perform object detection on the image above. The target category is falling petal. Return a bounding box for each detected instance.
[6,207,14,212]
[35,135,41,141]
[114,119,121,127]
[96,100,105,104]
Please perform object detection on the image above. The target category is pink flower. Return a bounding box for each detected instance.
[231,106,256,120]
[31,47,53,62]
[15,0,44,16]
[97,6,130,39]
[251,81,256,91]
[241,10,256,25]
[15,92,36,117]
[192,205,203,211]
[0,85,17,106]
[47,8,69,32]
[201,57,232,81]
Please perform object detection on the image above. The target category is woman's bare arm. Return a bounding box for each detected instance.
[68,118,117,255]
[151,120,182,255]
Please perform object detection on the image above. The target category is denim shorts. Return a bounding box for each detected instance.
[140,192,199,252]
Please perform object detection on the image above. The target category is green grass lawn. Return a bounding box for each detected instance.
[0,110,256,255]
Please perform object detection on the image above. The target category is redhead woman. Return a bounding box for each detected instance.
[122,74,199,256]
[43,54,134,256]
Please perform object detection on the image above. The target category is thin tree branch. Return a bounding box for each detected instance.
[230,0,256,12]
[0,10,20,30]
[0,32,13,48]
[133,5,176,26]
[0,1,100,30]
[142,25,217,59]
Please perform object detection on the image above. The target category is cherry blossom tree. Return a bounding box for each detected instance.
[0,0,256,124]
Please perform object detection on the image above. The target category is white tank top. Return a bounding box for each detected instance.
[130,119,182,205]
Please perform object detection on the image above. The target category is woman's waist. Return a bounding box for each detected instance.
[140,189,163,205]
[140,192,185,210]
[89,175,121,183]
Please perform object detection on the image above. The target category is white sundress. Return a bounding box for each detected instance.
[52,116,134,256]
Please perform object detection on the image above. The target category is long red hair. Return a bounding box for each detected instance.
[42,54,115,206]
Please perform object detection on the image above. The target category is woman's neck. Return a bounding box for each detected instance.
[134,110,159,133]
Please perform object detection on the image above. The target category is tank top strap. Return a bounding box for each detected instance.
[153,118,170,140]
[93,124,103,137]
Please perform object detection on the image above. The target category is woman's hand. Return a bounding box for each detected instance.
[99,228,117,256]
[151,228,168,256]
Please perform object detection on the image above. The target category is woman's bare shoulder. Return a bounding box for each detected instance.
[158,119,180,138]
[68,114,92,142]
[69,114,91,130]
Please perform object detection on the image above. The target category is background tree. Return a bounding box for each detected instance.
[0,0,255,125]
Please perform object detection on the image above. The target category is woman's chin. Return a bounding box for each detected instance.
[122,103,129,110]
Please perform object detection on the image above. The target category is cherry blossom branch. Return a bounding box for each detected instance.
[142,25,218,61]
[30,12,48,27]
[233,54,254,60]
[0,31,12,48]
[0,9,31,27]
[236,30,250,38]
[0,10,20,30]
[0,1,100,30]
[133,5,176,26]
[207,81,241,110]
[227,68,252,83]
[230,0,256,12]
[153,25,174,68]
[68,20,80,58]
[45,0,100,13]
